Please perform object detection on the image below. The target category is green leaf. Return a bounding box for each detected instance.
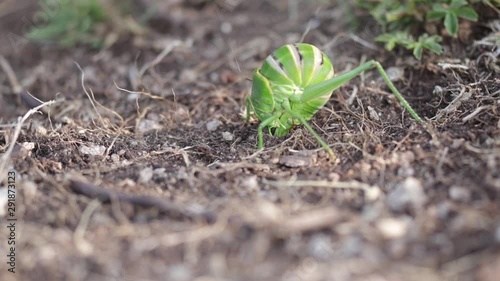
[425,41,443,54]
[376,34,398,50]
[413,45,423,60]
[450,0,468,8]
[405,34,443,59]
[431,3,449,13]
[420,34,443,55]
[427,10,447,21]
[455,7,478,21]
[376,34,393,49]
[427,3,448,21]
[376,32,415,51]
[444,12,459,36]
[27,0,107,48]
[375,33,392,42]
[385,5,413,22]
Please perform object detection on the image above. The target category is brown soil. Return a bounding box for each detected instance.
[0,1,499,280]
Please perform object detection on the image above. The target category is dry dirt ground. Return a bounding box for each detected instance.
[0,0,499,280]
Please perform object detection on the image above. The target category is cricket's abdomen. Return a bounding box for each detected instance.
[259,43,335,92]
[250,43,337,136]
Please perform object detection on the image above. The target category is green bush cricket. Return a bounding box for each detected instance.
[246,43,422,157]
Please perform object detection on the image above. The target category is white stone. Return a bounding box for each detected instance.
[35,126,48,135]
[22,181,37,203]
[206,119,221,131]
[386,66,405,82]
[138,166,154,183]
[136,119,163,132]
[22,142,35,151]
[242,176,259,191]
[222,131,234,141]
[449,186,471,202]
[377,217,410,239]
[79,144,106,156]
[221,22,233,34]
[387,177,426,212]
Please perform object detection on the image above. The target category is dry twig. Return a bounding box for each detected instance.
[0,55,22,94]
[264,179,381,201]
[68,179,215,221]
[0,99,57,184]
[275,207,344,234]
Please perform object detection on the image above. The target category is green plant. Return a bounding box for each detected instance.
[376,32,443,59]
[355,0,497,59]
[246,43,422,157]
[27,0,107,48]
[427,0,478,36]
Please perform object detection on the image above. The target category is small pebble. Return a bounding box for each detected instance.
[206,119,221,131]
[387,177,426,212]
[22,181,38,203]
[367,106,380,121]
[449,186,471,202]
[153,168,167,179]
[79,144,106,156]
[220,21,233,34]
[279,155,311,167]
[385,66,405,82]
[341,236,363,257]
[364,186,382,202]
[433,85,444,94]
[328,173,340,181]
[111,154,120,163]
[242,176,259,191]
[222,131,234,141]
[137,119,163,132]
[138,167,154,183]
[377,217,410,239]
[279,151,316,168]
[35,126,48,135]
[20,142,35,156]
[308,234,333,261]
[451,138,465,149]
[180,69,197,82]
[256,200,283,223]
[168,264,192,281]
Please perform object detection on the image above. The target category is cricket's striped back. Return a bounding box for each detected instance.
[250,43,337,137]
[259,43,334,90]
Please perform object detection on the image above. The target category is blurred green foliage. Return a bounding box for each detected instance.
[26,0,107,48]
[354,0,499,59]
